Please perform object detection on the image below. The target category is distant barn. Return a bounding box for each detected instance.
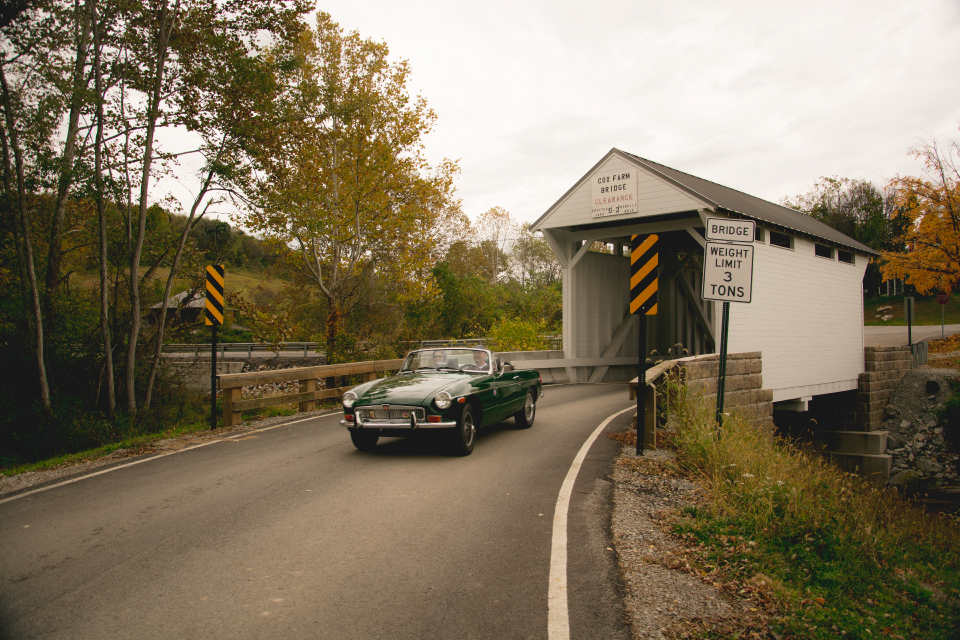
[146,290,205,326]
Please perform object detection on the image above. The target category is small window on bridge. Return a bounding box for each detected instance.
[769,231,793,249]
[815,244,834,259]
[754,226,765,242]
[838,250,855,264]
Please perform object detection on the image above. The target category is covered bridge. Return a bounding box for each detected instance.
[530,148,877,409]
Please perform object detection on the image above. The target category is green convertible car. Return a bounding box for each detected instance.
[341,347,543,456]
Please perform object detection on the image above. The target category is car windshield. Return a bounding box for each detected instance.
[400,348,493,374]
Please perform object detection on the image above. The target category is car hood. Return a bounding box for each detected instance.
[353,372,469,407]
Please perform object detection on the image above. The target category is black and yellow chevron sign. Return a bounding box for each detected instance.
[630,234,658,315]
[204,265,225,326]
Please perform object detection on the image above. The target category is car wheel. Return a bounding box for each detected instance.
[350,429,379,452]
[450,405,476,456]
[514,389,536,429]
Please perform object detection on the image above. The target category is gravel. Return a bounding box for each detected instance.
[610,447,771,639]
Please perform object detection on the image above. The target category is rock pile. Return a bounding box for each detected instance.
[881,368,959,487]
[237,358,326,400]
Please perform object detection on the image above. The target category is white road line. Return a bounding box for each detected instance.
[0,411,343,506]
[548,404,635,640]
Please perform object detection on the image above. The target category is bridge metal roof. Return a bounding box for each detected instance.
[536,149,878,256]
[620,151,877,255]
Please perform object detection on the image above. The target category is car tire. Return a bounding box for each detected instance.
[350,429,379,452]
[514,388,536,429]
[450,405,476,456]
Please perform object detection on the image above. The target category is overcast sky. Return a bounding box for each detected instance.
[303,0,960,226]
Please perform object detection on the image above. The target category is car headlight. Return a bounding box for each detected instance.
[342,390,358,408]
[434,391,452,410]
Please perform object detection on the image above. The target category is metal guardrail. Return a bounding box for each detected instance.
[420,338,488,348]
[911,340,929,367]
[421,335,563,351]
[163,342,322,358]
[169,335,564,359]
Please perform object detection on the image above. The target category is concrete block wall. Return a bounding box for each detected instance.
[811,346,912,432]
[678,351,774,430]
[163,357,244,393]
[791,346,912,486]
[496,350,568,384]
[859,346,912,430]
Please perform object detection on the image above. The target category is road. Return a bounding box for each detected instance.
[0,384,636,640]
[864,324,960,347]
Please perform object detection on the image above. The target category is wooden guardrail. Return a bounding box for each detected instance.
[628,359,683,450]
[217,359,404,427]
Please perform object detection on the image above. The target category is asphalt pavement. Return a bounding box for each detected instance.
[864,324,960,347]
[0,384,636,640]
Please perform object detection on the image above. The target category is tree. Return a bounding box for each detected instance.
[245,13,459,362]
[880,129,960,294]
[0,0,73,412]
[473,206,514,284]
[783,176,906,292]
[0,0,311,416]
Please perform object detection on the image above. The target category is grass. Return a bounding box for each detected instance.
[634,374,960,639]
[929,334,960,354]
[0,397,344,479]
[240,403,298,420]
[137,264,287,300]
[865,293,960,326]
[0,413,217,477]
[927,355,960,370]
[925,335,960,370]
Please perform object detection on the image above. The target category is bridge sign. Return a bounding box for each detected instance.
[705,218,755,243]
[702,241,754,303]
[630,234,658,315]
[701,218,756,432]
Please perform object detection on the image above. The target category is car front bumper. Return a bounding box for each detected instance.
[341,418,457,430]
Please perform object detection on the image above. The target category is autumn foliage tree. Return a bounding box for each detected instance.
[244,13,459,362]
[881,129,960,294]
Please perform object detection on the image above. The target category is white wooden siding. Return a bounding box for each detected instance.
[541,155,708,229]
[565,251,639,382]
[725,233,867,401]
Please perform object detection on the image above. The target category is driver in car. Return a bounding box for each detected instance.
[432,350,447,368]
[464,350,489,371]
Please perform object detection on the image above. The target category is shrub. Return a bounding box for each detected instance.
[941,377,960,452]
[487,317,549,352]
[658,377,960,639]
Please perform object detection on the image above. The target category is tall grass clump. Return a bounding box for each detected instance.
[661,374,960,639]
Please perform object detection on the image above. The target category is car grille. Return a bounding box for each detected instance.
[355,405,426,423]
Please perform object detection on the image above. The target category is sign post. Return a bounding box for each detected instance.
[937,291,950,339]
[702,218,755,432]
[205,265,225,429]
[904,296,914,347]
[631,234,658,455]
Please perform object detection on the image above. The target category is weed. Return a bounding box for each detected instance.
[651,374,960,639]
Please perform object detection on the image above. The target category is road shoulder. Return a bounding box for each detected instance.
[611,447,772,638]
[0,411,332,499]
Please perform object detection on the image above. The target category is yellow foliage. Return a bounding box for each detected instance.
[880,129,960,294]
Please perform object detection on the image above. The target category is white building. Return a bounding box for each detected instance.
[530,148,876,408]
